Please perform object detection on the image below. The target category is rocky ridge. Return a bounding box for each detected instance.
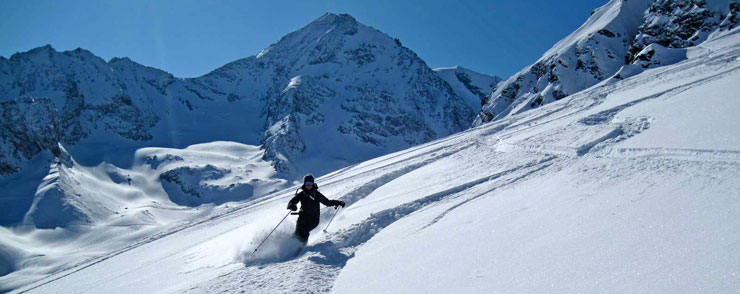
[474,0,738,125]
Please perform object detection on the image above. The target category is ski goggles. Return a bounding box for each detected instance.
[304,181,314,186]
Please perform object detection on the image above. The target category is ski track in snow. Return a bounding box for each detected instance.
[179,149,560,294]
[12,134,478,294]
[12,194,274,294]
[190,37,738,292]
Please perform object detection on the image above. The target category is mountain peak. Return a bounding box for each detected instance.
[301,12,360,36]
[256,13,366,59]
[33,44,54,52]
[15,44,54,57]
[109,56,134,64]
[315,13,358,26]
[9,45,103,63]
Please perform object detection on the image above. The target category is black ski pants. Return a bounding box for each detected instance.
[295,215,319,243]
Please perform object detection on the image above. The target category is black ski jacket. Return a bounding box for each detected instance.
[288,187,340,221]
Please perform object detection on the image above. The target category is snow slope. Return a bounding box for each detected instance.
[0,141,291,292]
[433,66,501,113]
[475,0,738,125]
[8,26,740,294]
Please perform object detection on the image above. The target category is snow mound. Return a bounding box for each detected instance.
[0,243,25,277]
[160,165,252,206]
[631,43,689,69]
[138,141,291,207]
[23,145,99,229]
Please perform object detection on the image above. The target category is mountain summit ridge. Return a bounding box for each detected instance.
[0,13,475,227]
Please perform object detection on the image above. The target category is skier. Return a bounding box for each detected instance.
[287,174,345,245]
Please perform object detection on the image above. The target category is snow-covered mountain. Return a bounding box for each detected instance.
[0,13,472,179]
[203,13,474,174]
[433,66,501,113]
[474,0,739,125]
[5,24,739,294]
[3,2,739,292]
[0,13,475,226]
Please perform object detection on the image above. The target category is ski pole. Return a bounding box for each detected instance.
[253,211,291,254]
[323,206,340,233]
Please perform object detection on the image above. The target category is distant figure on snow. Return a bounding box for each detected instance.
[126,175,132,185]
[287,174,344,245]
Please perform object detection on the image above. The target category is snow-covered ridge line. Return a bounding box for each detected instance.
[0,12,474,181]
[475,0,738,125]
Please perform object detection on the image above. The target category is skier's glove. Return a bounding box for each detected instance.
[287,203,297,211]
[335,201,345,208]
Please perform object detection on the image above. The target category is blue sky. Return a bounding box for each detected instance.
[0,0,606,78]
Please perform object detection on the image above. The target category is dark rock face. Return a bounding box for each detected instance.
[626,0,736,63]
[0,83,157,174]
[0,46,179,171]
[721,1,740,29]
[0,98,59,174]
[87,94,159,141]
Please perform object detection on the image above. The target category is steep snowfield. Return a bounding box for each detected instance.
[7,27,739,294]
[475,0,738,125]
[475,0,652,123]
[433,66,501,113]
